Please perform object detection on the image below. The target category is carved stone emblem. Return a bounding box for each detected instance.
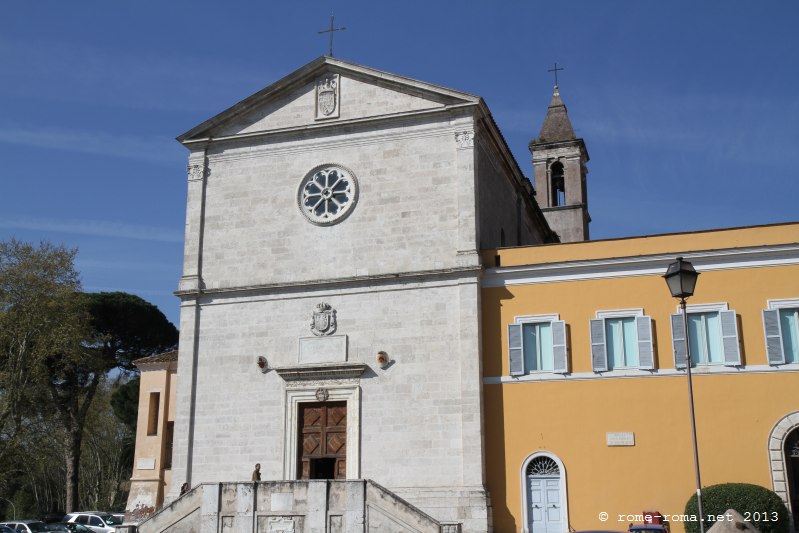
[311,303,337,336]
[315,75,340,119]
[267,517,295,532]
[315,388,329,402]
[455,131,474,149]
[187,164,204,181]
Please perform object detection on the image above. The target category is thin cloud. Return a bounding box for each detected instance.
[0,126,179,164]
[0,36,270,113]
[0,215,183,243]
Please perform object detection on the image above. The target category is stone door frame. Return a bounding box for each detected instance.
[283,383,360,480]
[769,411,799,524]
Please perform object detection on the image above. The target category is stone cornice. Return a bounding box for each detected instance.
[181,103,477,148]
[274,362,368,382]
[175,265,481,299]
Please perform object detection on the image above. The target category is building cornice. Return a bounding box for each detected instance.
[176,265,482,300]
[484,363,799,384]
[483,243,799,288]
[181,103,477,147]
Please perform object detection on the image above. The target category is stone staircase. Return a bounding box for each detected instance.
[123,480,462,533]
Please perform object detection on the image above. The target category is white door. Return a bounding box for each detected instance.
[528,475,562,533]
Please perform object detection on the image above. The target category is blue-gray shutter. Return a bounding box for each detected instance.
[720,310,741,366]
[671,313,688,369]
[590,319,608,372]
[763,309,785,365]
[636,316,655,370]
[552,320,569,373]
[508,324,524,376]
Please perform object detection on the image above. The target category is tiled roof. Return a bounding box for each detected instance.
[535,86,576,143]
[133,349,178,366]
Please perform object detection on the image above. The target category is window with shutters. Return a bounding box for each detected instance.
[671,303,740,368]
[764,299,799,365]
[590,309,655,371]
[508,314,569,375]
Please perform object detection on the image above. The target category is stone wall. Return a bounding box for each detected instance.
[133,480,452,533]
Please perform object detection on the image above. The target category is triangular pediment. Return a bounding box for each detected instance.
[178,57,481,142]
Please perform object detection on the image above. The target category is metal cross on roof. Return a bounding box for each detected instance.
[318,15,347,57]
[548,62,564,87]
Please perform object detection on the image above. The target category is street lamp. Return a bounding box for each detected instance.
[664,257,705,533]
[0,496,15,520]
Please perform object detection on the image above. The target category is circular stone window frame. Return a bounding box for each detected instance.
[297,163,359,226]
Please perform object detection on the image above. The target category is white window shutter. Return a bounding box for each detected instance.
[552,320,569,374]
[508,324,524,376]
[590,319,608,372]
[720,310,741,366]
[762,309,785,365]
[671,313,688,369]
[636,316,655,370]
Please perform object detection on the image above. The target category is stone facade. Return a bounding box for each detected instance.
[127,57,556,533]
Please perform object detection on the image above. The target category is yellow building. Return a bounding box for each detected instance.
[481,223,799,533]
[127,351,177,521]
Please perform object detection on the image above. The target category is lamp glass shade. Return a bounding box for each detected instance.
[664,257,699,299]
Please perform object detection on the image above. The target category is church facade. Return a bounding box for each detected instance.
[124,57,799,533]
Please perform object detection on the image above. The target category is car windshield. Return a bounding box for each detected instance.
[28,523,49,533]
[98,515,120,526]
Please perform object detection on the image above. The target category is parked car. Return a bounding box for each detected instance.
[62,513,119,533]
[0,525,15,533]
[45,524,93,533]
[0,521,50,533]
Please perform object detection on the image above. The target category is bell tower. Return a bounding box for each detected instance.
[529,84,590,242]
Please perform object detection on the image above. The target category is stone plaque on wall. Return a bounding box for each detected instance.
[298,335,347,364]
[136,458,156,470]
[606,432,635,446]
[271,493,293,512]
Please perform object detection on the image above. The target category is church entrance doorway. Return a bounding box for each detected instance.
[297,401,347,480]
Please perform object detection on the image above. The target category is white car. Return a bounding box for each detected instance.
[0,522,49,533]
[63,513,120,533]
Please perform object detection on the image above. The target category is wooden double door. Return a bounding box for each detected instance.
[297,401,346,480]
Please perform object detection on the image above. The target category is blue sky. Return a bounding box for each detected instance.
[2,1,797,327]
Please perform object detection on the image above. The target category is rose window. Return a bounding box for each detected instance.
[297,165,358,225]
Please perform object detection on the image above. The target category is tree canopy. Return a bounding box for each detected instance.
[0,240,179,517]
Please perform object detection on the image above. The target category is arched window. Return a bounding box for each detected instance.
[527,456,560,477]
[550,162,565,207]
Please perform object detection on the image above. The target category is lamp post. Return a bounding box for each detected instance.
[0,496,15,520]
[664,257,705,533]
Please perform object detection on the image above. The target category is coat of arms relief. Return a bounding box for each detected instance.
[315,74,340,120]
[310,302,337,336]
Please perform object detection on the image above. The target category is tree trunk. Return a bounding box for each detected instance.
[64,425,82,513]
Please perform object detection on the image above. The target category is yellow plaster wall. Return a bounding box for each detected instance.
[129,364,175,508]
[484,374,797,533]
[481,226,799,533]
